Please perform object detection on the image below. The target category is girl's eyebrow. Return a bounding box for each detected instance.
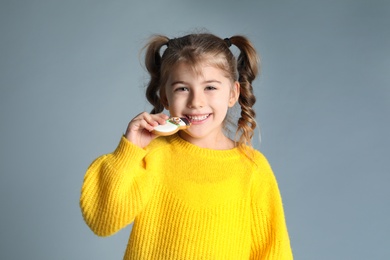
[170,81,186,86]
[170,80,222,86]
[203,80,222,84]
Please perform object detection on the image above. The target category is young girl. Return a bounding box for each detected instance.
[80,33,293,259]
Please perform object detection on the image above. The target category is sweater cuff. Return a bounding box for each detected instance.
[111,135,147,170]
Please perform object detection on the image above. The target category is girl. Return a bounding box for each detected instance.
[80,33,293,259]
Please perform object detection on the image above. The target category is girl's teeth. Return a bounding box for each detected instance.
[187,115,209,121]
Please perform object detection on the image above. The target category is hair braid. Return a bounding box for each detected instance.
[230,36,260,147]
[144,35,170,114]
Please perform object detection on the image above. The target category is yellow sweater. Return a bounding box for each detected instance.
[80,134,293,259]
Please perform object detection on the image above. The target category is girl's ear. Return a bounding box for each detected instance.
[160,88,169,109]
[228,81,240,107]
[161,97,169,109]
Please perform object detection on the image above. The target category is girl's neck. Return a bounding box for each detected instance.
[178,131,235,150]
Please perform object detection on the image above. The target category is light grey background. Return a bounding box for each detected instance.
[1,0,389,259]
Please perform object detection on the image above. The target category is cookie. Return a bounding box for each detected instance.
[152,117,191,136]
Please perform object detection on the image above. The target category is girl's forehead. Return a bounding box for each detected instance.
[169,61,229,80]
[172,57,230,75]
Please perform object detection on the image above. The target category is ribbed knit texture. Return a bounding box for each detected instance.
[80,134,293,259]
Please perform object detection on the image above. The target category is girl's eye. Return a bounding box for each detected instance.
[205,86,217,90]
[175,87,189,92]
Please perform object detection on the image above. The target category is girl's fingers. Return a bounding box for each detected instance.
[153,113,169,125]
[130,112,169,132]
[144,113,169,127]
[137,119,154,132]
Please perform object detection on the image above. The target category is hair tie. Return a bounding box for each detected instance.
[166,39,172,47]
[224,38,232,47]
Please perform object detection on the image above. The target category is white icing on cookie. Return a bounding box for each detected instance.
[152,117,191,136]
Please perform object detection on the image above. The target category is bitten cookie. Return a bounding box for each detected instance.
[152,117,191,136]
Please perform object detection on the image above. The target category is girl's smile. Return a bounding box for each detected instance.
[185,114,211,124]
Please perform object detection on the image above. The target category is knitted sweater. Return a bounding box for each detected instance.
[80,134,293,259]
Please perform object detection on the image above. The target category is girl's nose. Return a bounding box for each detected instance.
[187,91,205,109]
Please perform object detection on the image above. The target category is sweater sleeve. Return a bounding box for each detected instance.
[80,136,155,237]
[250,154,293,259]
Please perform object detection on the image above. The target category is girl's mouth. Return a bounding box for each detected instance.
[186,114,210,123]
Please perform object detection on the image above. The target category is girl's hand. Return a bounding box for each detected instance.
[125,112,169,148]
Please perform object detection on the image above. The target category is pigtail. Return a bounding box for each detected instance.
[229,36,260,147]
[144,35,170,114]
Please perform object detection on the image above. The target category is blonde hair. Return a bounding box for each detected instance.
[143,33,260,148]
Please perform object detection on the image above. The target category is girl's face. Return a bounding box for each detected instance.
[164,61,239,149]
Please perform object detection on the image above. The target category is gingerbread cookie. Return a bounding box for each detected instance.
[152,117,191,136]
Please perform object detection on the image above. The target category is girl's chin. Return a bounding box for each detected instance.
[178,130,205,141]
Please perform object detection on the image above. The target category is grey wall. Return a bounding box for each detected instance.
[1,0,389,259]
